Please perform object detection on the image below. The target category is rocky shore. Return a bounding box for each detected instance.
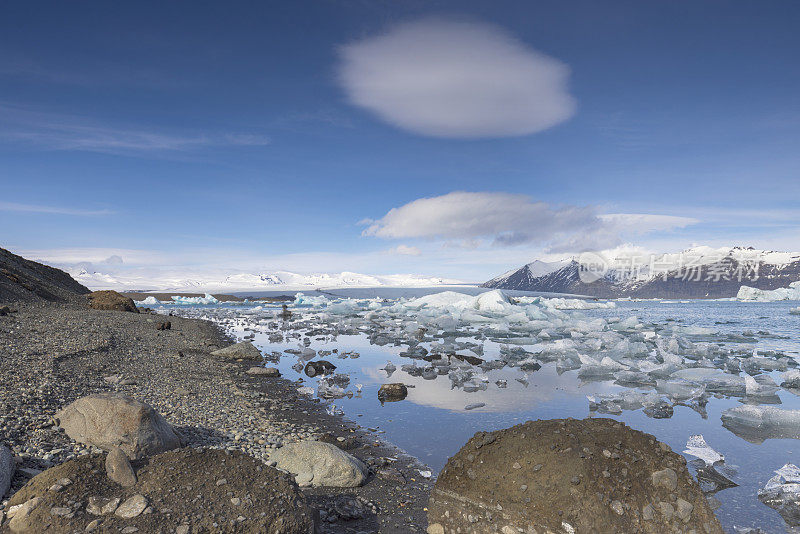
[0,301,432,532]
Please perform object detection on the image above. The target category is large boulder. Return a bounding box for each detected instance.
[55,393,180,460]
[271,441,368,488]
[211,341,262,361]
[5,448,315,533]
[0,444,14,498]
[428,418,723,534]
[88,290,139,313]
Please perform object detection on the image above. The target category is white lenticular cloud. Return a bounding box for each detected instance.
[388,245,422,256]
[362,191,598,245]
[337,19,576,138]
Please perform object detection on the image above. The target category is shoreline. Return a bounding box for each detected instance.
[0,301,432,532]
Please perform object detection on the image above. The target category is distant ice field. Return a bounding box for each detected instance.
[151,288,800,531]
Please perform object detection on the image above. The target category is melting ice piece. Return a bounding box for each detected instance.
[170,293,219,305]
[297,386,314,396]
[135,296,161,306]
[418,470,432,478]
[683,435,724,466]
[758,463,800,526]
[721,405,800,444]
[464,403,486,411]
[782,369,800,389]
[744,374,779,397]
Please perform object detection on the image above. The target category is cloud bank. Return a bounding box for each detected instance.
[362,192,698,252]
[337,19,576,138]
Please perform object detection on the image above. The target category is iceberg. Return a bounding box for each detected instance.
[737,281,800,301]
[170,293,219,305]
[293,293,330,307]
[134,296,161,306]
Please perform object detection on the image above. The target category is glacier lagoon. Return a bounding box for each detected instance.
[147,289,800,532]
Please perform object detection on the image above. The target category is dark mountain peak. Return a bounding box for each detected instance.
[0,247,90,303]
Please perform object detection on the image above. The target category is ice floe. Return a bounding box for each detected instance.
[170,293,219,305]
[737,281,800,301]
[759,463,800,526]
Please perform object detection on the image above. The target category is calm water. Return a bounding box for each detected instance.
[158,290,800,532]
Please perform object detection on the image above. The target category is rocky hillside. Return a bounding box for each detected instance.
[0,247,90,303]
[483,247,800,299]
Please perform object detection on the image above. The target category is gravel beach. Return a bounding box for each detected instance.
[0,302,432,532]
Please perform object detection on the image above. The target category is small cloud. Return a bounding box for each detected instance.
[337,18,576,138]
[103,255,124,265]
[388,245,422,256]
[0,201,113,216]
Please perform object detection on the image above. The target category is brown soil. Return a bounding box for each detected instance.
[428,417,723,534]
[5,448,315,533]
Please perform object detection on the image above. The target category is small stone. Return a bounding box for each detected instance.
[676,498,693,522]
[87,496,121,515]
[8,497,41,531]
[610,500,624,515]
[230,497,241,506]
[176,526,190,534]
[427,524,445,534]
[570,475,580,485]
[50,506,73,517]
[115,494,148,519]
[642,503,655,521]
[121,528,139,534]
[85,519,101,532]
[501,527,518,534]
[651,468,678,491]
[106,447,137,487]
[659,501,675,521]
[215,478,227,486]
[512,462,521,469]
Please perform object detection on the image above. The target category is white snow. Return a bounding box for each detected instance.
[72,267,465,292]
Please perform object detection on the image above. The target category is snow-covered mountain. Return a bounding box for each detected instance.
[72,268,465,292]
[483,246,800,299]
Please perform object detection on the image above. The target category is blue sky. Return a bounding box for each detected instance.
[1,1,799,282]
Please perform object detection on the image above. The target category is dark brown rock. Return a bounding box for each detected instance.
[428,418,723,534]
[378,383,408,402]
[88,290,139,313]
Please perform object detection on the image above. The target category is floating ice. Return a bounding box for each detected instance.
[721,405,800,443]
[759,464,800,526]
[737,281,800,301]
[134,296,161,306]
[293,293,330,307]
[791,307,800,315]
[464,403,486,411]
[170,293,219,305]
[683,435,724,466]
[297,386,314,396]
